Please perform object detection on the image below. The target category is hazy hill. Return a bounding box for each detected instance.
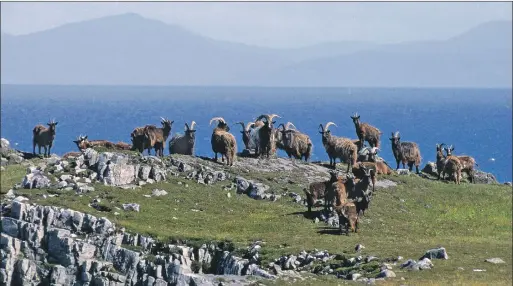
[1,14,511,87]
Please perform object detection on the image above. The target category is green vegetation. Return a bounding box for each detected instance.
[1,158,511,285]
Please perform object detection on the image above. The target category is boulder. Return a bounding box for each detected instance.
[422,162,437,176]
[420,247,448,260]
[473,170,499,184]
[22,169,51,189]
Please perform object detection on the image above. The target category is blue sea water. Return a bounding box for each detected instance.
[1,85,511,182]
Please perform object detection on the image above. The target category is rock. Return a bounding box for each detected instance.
[351,273,362,281]
[417,258,434,270]
[422,162,437,176]
[376,269,396,278]
[504,182,512,186]
[22,169,51,189]
[355,244,365,252]
[0,166,4,171]
[485,258,505,264]
[473,170,499,184]
[103,164,137,186]
[178,162,193,172]
[248,182,270,200]
[138,165,152,180]
[150,166,166,182]
[5,189,15,199]
[421,247,449,260]
[122,203,140,212]
[7,153,23,164]
[152,189,168,197]
[60,174,72,181]
[77,186,95,194]
[234,177,250,194]
[396,169,410,175]
[83,148,99,167]
[0,138,10,151]
[58,181,68,189]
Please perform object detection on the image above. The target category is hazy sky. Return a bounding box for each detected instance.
[1,2,511,48]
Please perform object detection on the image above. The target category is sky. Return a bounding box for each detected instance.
[1,2,511,48]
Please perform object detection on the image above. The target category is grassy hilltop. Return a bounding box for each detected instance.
[1,150,512,285]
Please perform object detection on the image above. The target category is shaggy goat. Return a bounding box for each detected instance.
[73,135,132,151]
[130,125,155,155]
[444,145,478,183]
[435,143,448,180]
[169,121,197,156]
[144,117,174,157]
[237,121,256,150]
[389,131,422,174]
[350,112,382,151]
[319,122,358,172]
[334,202,359,235]
[278,122,313,162]
[255,114,281,158]
[348,165,374,216]
[442,153,463,185]
[303,170,339,213]
[32,119,58,157]
[351,162,377,192]
[210,117,237,166]
[357,147,380,162]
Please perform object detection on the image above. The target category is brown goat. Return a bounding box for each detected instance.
[32,119,58,157]
[319,122,358,172]
[130,125,155,155]
[444,145,478,183]
[278,122,313,162]
[303,171,339,213]
[210,117,237,166]
[237,121,256,150]
[255,114,280,158]
[144,117,174,157]
[73,135,132,151]
[350,112,382,151]
[334,202,359,235]
[436,143,448,180]
[389,131,422,174]
[348,165,374,216]
[352,162,377,192]
[442,154,463,185]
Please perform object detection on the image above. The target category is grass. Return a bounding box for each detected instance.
[1,158,511,285]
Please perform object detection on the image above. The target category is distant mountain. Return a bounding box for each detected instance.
[1,14,511,88]
[248,20,512,88]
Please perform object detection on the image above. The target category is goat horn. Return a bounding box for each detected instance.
[209,117,226,126]
[190,121,196,130]
[236,122,245,130]
[255,114,268,122]
[245,122,255,131]
[395,131,400,137]
[269,114,281,121]
[325,122,337,131]
[286,122,297,130]
[185,123,190,130]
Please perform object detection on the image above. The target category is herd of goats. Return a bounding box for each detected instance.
[30,113,478,234]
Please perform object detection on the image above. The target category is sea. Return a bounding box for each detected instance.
[1,85,511,182]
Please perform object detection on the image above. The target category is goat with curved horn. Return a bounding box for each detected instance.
[319,121,357,171]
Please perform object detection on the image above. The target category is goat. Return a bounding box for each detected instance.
[389,131,422,174]
[444,145,478,183]
[32,119,58,157]
[442,152,463,185]
[350,112,382,151]
[210,117,237,166]
[357,147,380,162]
[365,148,394,175]
[351,162,377,192]
[169,121,197,156]
[334,202,359,235]
[278,122,313,162]
[237,121,256,150]
[130,125,155,155]
[435,143,448,180]
[303,170,339,213]
[144,117,174,157]
[319,122,358,172]
[255,114,280,158]
[352,139,366,151]
[62,151,82,159]
[348,165,374,216]
[73,135,132,151]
